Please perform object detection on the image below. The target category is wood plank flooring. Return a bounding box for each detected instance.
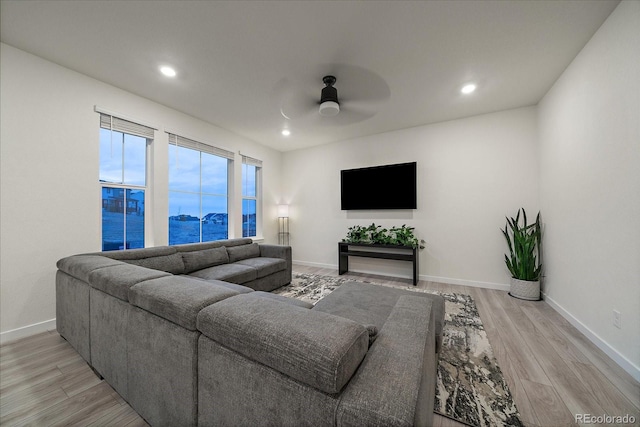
[1,265,638,426]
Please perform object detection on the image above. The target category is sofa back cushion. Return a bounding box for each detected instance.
[88,264,170,301]
[175,238,253,253]
[100,246,176,260]
[181,247,230,274]
[99,246,186,275]
[56,255,124,282]
[226,243,260,263]
[126,253,186,275]
[197,293,369,394]
[129,276,239,330]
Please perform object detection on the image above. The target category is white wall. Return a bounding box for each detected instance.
[538,0,640,378]
[282,106,539,288]
[0,44,283,340]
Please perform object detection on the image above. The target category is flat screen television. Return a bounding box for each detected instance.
[341,162,417,210]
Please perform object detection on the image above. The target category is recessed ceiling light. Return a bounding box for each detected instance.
[461,83,476,94]
[160,66,176,77]
[281,129,291,136]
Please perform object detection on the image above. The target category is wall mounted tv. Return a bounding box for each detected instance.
[341,162,417,210]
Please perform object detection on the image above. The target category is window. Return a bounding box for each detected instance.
[242,155,262,238]
[168,134,233,245]
[99,113,153,251]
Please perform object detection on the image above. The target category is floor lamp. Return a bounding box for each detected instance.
[278,204,290,245]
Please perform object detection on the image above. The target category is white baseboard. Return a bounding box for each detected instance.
[0,319,57,345]
[542,292,640,382]
[420,274,510,291]
[292,259,510,291]
[293,259,336,270]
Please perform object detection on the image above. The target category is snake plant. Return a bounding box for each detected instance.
[501,208,542,281]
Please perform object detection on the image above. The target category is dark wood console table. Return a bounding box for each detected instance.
[338,242,419,286]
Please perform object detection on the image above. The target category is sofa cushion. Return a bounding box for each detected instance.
[364,325,379,346]
[88,264,170,301]
[197,293,369,394]
[176,238,253,253]
[252,291,313,309]
[336,296,436,427]
[189,263,257,284]
[181,247,229,274]
[235,257,286,278]
[100,246,176,261]
[180,275,254,294]
[128,276,238,330]
[126,252,186,275]
[56,255,124,282]
[313,281,445,353]
[226,243,260,263]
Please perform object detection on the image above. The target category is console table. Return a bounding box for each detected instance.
[338,242,419,286]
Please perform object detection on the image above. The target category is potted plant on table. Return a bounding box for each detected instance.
[343,223,425,249]
[501,208,542,300]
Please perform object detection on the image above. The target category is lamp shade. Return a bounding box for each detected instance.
[277,204,289,218]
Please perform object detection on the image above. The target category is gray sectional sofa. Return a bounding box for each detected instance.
[56,238,444,427]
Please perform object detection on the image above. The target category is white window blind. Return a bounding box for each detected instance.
[100,113,155,139]
[168,133,234,160]
[241,155,263,167]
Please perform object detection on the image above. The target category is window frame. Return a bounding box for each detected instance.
[98,110,154,251]
[241,155,263,239]
[167,133,234,245]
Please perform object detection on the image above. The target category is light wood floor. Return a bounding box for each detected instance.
[1,265,638,426]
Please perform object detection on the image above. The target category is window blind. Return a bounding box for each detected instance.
[100,113,155,139]
[168,133,234,160]
[242,155,263,167]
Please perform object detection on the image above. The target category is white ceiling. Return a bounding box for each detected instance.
[0,0,619,152]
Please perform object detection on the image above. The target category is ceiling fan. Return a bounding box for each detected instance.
[319,75,340,117]
[274,65,391,126]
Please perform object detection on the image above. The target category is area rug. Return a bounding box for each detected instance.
[273,273,523,427]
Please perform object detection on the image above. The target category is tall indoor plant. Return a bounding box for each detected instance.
[501,208,542,300]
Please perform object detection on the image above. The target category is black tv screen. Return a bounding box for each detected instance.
[341,162,417,210]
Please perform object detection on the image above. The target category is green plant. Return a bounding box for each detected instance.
[501,208,542,281]
[388,225,425,249]
[343,223,425,249]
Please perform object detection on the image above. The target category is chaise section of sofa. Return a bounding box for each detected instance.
[196,292,438,427]
[313,281,445,354]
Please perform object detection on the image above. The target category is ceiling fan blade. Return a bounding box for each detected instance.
[327,64,391,104]
[317,108,375,127]
[271,77,318,120]
[281,92,317,120]
[340,98,380,116]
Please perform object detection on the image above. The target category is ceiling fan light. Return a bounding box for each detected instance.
[319,101,340,117]
[319,75,340,117]
[461,83,476,94]
[160,66,176,77]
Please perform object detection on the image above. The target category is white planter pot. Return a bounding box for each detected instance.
[509,278,540,301]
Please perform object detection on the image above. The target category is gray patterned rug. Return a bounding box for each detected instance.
[274,273,523,427]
